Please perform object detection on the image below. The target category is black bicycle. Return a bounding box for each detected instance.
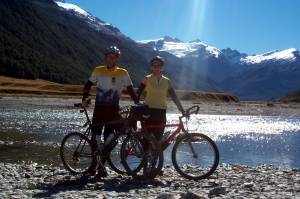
[60,103,137,175]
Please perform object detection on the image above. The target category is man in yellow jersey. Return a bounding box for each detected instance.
[136,56,185,142]
[82,46,138,177]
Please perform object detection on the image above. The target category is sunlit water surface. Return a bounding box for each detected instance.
[0,97,300,168]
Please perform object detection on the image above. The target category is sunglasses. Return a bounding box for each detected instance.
[151,63,163,68]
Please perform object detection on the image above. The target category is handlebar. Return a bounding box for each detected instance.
[73,103,133,126]
[182,105,200,118]
[74,103,91,125]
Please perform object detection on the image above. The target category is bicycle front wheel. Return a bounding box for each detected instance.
[107,133,128,174]
[172,133,219,180]
[60,132,95,174]
[121,132,164,180]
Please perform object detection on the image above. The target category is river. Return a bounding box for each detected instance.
[0,97,300,168]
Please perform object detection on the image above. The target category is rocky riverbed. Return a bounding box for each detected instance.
[0,162,300,198]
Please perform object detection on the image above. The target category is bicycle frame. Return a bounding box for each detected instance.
[139,105,200,148]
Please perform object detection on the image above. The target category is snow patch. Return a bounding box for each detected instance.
[241,48,297,64]
[55,1,89,16]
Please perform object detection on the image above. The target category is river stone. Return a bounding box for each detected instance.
[180,191,204,199]
[243,182,254,188]
[27,182,37,189]
[208,186,226,197]
[24,173,31,178]
[156,193,174,199]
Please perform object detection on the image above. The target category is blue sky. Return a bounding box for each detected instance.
[65,0,300,54]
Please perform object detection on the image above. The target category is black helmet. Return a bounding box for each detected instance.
[105,46,121,56]
[150,56,164,66]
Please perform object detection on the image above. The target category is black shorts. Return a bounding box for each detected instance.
[145,108,166,141]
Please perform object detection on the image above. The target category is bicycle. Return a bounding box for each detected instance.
[121,105,220,180]
[60,103,140,175]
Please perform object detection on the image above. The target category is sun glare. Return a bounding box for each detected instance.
[175,0,209,90]
[187,0,208,38]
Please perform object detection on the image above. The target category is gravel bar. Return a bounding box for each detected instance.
[0,162,300,198]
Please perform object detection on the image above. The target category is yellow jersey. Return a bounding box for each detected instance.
[144,74,170,109]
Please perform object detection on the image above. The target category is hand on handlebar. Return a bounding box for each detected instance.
[82,98,91,107]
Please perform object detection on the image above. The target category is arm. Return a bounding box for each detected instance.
[136,77,147,102]
[126,85,139,104]
[123,70,139,104]
[83,68,97,100]
[168,81,184,114]
[82,80,93,99]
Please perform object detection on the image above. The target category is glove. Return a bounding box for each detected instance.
[82,97,91,107]
[134,101,144,106]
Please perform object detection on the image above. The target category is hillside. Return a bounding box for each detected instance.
[0,0,148,85]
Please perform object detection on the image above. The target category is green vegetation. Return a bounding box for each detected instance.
[0,0,147,85]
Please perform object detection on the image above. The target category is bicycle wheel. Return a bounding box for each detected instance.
[107,133,128,174]
[172,133,219,180]
[121,132,164,180]
[60,132,95,174]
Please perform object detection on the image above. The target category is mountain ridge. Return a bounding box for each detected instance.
[141,36,300,100]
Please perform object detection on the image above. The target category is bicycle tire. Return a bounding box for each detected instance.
[60,132,95,174]
[172,133,219,180]
[106,133,128,174]
[121,132,164,180]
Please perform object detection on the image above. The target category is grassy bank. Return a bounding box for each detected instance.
[0,76,239,102]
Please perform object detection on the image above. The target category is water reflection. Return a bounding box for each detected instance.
[167,114,300,140]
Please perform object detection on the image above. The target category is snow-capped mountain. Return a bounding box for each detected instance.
[140,37,300,67]
[140,36,300,100]
[139,36,222,58]
[55,1,126,38]
[51,2,300,100]
[2,0,299,100]
[240,48,299,65]
[53,1,220,91]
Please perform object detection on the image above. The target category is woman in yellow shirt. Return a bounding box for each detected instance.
[136,56,185,141]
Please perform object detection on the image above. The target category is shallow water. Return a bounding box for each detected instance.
[0,97,300,168]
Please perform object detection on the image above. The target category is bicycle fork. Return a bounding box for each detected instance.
[187,135,198,158]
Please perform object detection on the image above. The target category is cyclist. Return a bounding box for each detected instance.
[82,46,138,177]
[136,56,185,143]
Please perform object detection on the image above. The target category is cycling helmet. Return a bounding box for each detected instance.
[150,56,165,66]
[105,46,121,56]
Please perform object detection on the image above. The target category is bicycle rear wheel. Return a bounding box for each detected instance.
[107,133,128,174]
[172,133,219,180]
[60,132,95,174]
[121,132,163,180]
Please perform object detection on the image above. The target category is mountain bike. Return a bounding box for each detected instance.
[60,103,140,175]
[121,105,219,180]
